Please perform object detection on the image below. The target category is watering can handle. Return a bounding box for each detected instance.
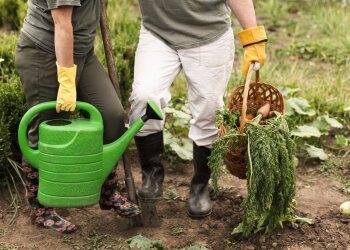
[18,101,103,168]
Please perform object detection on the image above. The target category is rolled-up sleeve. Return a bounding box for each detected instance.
[47,0,81,10]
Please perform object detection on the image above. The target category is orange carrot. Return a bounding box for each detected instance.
[257,103,271,119]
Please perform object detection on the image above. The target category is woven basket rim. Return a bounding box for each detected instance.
[221,66,285,179]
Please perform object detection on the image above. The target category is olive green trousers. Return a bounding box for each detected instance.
[15,33,125,147]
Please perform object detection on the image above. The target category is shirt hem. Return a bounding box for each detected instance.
[143,24,232,50]
[172,26,231,50]
[21,27,94,56]
[47,0,81,10]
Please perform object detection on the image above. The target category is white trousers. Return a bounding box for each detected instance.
[129,26,235,147]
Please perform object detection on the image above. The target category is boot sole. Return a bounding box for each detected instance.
[138,196,163,202]
[99,203,112,210]
[138,194,163,202]
[31,214,79,234]
[187,210,212,219]
[99,204,142,217]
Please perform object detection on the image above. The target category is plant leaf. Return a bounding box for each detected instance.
[294,216,314,225]
[165,107,191,120]
[127,235,152,250]
[310,118,331,135]
[279,86,300,97]
[168,138,193,161]
[127,235,163,250]
[291,125,322,138]
[335,134,348,146]
[163,130,173,145]
[232,223,244,234]
[310,115,343,135]
[285,103,294,116]
[182,245,210,250]
[151,240,164,250]
[306,145,328,161]
[323,115,343,129]
[173,118,189,127]
[286,97,316,116]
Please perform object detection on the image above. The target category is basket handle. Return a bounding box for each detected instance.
[239,63,260,135]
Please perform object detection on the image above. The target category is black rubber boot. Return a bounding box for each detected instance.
[135,131,164,200]
[188,142,212,218]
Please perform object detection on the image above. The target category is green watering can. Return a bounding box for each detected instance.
[18,101,162,208]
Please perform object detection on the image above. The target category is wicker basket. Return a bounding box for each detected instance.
[220,65,285,179]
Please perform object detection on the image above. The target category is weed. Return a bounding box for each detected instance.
[163,186,180,201]
[62,233,127,250]
[170,224,185,237]
[179,245,209,250]
[127,235,163,250]
[321,156,350,194]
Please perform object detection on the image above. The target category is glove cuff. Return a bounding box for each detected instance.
[56,62,77,84]
[238,26,267,47]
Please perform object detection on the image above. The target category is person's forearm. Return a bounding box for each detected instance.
[51,6,74,67]
[227,0,257,29]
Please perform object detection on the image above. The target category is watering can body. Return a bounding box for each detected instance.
[18,101,162,208]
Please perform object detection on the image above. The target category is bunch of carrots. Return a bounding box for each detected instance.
[209,101,303,236]
[239,102,273,123]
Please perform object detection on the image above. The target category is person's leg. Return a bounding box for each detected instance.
[15,33,77,233]
[129,26,181,200]
[179,28,235,217]
[22,159,77,233]
[77,52,140,217]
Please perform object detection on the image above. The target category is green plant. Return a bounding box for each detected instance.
[170,225,185,236]
[0,120,11,168]
[256,0,291,28]
[0,76,26,225]
[163,99,193,162]
[290,114,345,161]
[127,235,163,250]
[163,186,180,201]
[62,233,127,249]
[0,0,27,30]
[179,245,209,250]
[209,110,298,236]
[0,33,19,83]
[0,76,27,152]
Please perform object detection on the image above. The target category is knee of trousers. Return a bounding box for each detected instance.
[188,98,224,148]
[101,107,126,144]
[189,126,219,149]
[128,90,167,136]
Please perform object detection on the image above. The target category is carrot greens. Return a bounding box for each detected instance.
[209,108,297,236]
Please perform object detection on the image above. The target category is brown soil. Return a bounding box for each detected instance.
[0,150,350,250]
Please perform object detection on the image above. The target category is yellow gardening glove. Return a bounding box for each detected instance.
[238,26,267,76]
[56,63,77,113]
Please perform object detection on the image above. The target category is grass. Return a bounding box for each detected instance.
[170,224,186,237]
[250,1,349,113]
[61,233,127,250]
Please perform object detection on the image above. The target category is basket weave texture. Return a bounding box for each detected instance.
[220,70,285,179]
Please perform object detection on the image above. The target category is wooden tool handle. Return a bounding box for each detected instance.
[99,0,121,99]
[239,64,257,135]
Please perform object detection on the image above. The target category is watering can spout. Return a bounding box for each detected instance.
[102,100,163,178]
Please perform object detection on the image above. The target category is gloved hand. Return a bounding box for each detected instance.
[56,63,77,113]
[238,26,267,76]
